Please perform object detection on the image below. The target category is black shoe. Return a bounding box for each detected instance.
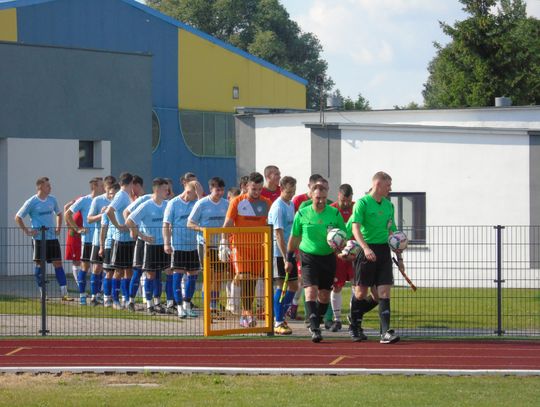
[89,297,99,307]
[127,302,136,312]
[330,320,342,332]
[146,306,157,316]
[349,325,367,342]
[324,320,333,330]
[309,327,323,343]
[166,306,176,315]
[153,304,166,314]
[380,329,400,344]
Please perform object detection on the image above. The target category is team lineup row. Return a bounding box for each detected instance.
[14,166,401,343]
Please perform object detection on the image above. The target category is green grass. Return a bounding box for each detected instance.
[1,285,538,332]
[0,373,539,406]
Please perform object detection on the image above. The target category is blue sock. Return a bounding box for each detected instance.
[153,271,162,300]
[144,278,154,303]
[34,266,42,288]
[173,273,183,304]
[54,266,67,286]
[185,274,197,301]
[274,288,283,322]
[112,279,120,302]
[165,274,173,302]
[121,278,129,301]
[90,274,98,296]
[129,268,142,298]
[77,270,87,294]
[103,277,112,296]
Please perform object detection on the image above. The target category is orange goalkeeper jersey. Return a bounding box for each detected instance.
[226,194,271,275]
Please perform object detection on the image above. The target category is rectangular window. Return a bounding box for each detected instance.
[79,140,94,169]
[180,110,236,157]
[389,192,426,244]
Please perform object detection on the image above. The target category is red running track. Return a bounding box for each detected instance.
[1,339,540,371]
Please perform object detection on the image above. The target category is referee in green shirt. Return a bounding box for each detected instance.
[286,179,346,343]
[348,171,400,344]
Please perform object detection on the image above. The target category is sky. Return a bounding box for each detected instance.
[280,0,540,109]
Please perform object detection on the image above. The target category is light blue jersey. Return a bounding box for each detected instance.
[128,198,166,245]
[163,196,197,251]
[16,195,61,240]
[126,194,152,214]
[88,193,111,246]
[101,213,114,249]
[268,197,295,258]
[69,195,94,244]
[109,189,133,242]
[188,196,229,245]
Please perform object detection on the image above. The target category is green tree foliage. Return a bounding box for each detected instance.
[146,0,333,109]
[331,90,371,111]
[394,101,422,110]
[423,0,540,108]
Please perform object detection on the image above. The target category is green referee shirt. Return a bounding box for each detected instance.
[292,205,346,256]
[348,194,397,244]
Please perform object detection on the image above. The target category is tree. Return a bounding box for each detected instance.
[394,101,422,110]
[146,0,333,109]
[423,0,540,108]
[337,92,371,111]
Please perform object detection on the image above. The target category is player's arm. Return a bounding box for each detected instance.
[124,217,140,241]
[65,207,86,235]
[14,214,37,237]
[187,219,202,232]
[163,222,173,254]
[275,228,287,258]
[87,200,102,224]
[55,208,63,236]
[106,206,127,232]
[352,222,376,262]
[99,223,108,257]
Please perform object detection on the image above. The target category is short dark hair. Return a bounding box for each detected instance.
[228,187,241,197]
[339,183,353,197]
[248,172,264,184]
[152,177,169,189]
[133,175,144,186]
[89,177,103,186]
[263,165,279,179]
[208,177,225,189]
[109,182,120,193]
[181,172,197,184]
[280,176,297,188]
[119,172,133,186]
[308,173,324,185]
[103,175,116,187]
[239,175,249,188]
[36,177,49,186]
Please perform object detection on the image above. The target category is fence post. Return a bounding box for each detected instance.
[39,226,48,336]
[494,225,505,336]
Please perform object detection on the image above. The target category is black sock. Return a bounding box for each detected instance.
[305,300,319,330]
[317,301,329,323]
[379,298,391,333]
[365,296,379,313]
[350,296,362,326]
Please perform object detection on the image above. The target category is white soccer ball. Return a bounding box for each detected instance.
[340,240,362,258]
[327,228,347,250]
[388,231,408,251]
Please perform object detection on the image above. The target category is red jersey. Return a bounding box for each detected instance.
[292,193,309,212]
[330,201,354,222]
[261,186,281,203]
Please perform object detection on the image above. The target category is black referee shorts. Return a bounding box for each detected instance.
[300,250,335,290]
[353,243,394,287]
[171,250,200,271]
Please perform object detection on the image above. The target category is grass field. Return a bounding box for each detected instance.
[0,373,539,406]
[1,285,538,332]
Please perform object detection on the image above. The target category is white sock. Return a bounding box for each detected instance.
[61,286,68,296]
[183,300,191,311]
[167,299,174,308]
[293,287,302,305]
[153,297,160,306]
[72,266,79,287]
[331,291,342,320]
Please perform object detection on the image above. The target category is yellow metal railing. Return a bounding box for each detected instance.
[202,226,273,336]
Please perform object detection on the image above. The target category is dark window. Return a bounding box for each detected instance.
[79,141,94,169]
[152,111,160,152]
[389,192,426,244]
[179,110,236,157]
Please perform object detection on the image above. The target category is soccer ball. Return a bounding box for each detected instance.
[340,240,362,258]
[388,231,408,251]
[326,228,347,250]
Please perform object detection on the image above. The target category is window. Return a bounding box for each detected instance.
[152,111,161,153]
[79,141,94,169]
[389,192,426,244]
[179,110,236,157]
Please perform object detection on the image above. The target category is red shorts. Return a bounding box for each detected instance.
[65,231,82,261]
[333,256,353,288]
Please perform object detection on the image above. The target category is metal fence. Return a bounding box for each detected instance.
[0,226,538,337]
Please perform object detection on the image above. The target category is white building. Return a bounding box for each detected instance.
[235,106,540,287]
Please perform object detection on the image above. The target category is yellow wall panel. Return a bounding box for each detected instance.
[0,8,17,42]
[178,29,305,112]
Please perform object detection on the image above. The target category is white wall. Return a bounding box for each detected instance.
[3,138,111,276]
[255,116,313,188]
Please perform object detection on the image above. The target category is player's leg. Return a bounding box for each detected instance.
[127,239,144,311]
[49,239,71,301]
[143,271,156,314]
[78,244,92,305]
[89,245,103,305]
[376,245,399,344]
[239,276,256,327]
